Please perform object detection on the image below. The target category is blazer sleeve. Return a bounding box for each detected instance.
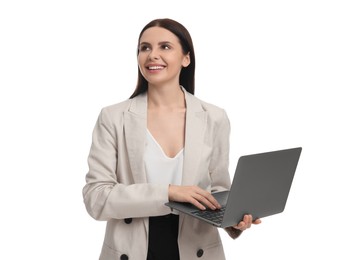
[82,108,171,221]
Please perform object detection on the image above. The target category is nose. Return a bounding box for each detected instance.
[148,49,160,60]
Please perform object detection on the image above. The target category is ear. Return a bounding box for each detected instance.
[182,52,191,68]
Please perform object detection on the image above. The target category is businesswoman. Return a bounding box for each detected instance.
[83,18,260,260]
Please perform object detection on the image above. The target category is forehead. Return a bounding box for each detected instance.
[139,26,180,44]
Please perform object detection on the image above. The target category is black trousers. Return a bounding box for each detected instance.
[147,214,180,260]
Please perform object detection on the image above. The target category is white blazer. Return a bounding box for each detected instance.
[83,88,233,260]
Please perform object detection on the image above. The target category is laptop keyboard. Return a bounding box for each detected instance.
[192,207,226,225]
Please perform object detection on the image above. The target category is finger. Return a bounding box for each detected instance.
[191,193,217,210]
[233,221,246,230]
[243,214,252,228]
[187,197,206,210]
[253,218,262,225]
[234,215,252,230]
[195,189,221,210]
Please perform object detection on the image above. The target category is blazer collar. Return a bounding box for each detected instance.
[124,88,207,185]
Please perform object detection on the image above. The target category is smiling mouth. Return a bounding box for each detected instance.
[147,65,165,70]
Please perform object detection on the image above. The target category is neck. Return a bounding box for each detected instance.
[147,84,185,109]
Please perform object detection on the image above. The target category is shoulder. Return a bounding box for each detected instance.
[201,99,226,118]
[101,99,132,116]
[96,93,146,127]
[188,93,231,141]
[101,92,146,116]
[186,92,228,122]
[95,99,132,127]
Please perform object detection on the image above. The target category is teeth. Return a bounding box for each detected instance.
[148,66,164,70]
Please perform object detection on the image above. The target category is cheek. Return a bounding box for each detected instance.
[138,50,150,63]
[137,55,146,72]
[137,54,143,65]
[166,56,185,70]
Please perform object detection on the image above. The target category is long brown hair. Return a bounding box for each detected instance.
[130,18,196,98]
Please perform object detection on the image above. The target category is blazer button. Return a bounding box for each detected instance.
[124,218,132,224]
[197,249,204,258]
[120,254,128,260]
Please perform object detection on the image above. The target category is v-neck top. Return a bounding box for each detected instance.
[144,129,184,186]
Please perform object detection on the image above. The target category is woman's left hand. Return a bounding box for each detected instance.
[225,214,261,239]
[233,214,261,231]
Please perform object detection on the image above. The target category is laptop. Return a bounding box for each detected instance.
[165,147,302,228]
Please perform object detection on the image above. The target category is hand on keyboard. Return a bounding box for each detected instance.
[168,185,221,210]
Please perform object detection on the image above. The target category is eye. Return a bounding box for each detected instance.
[139,45,150,52]
[161,44,171,50]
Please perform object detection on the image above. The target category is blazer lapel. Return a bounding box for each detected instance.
[181,90,207,185]
[124,93,147,184]
[178,89,207,236]
[123,89,207,186]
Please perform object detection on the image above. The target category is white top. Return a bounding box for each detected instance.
[144,129,184,186]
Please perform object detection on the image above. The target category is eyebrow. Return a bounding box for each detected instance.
[139,41,174,46]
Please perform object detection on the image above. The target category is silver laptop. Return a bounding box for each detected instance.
[165,147,302,228]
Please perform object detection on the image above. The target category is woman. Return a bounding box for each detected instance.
[83,18,260,260]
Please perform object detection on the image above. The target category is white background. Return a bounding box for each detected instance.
[1,0,348,259]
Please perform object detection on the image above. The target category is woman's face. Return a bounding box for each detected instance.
[138,26,190,88]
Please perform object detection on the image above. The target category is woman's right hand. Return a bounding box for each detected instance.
[168,185,221,210]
